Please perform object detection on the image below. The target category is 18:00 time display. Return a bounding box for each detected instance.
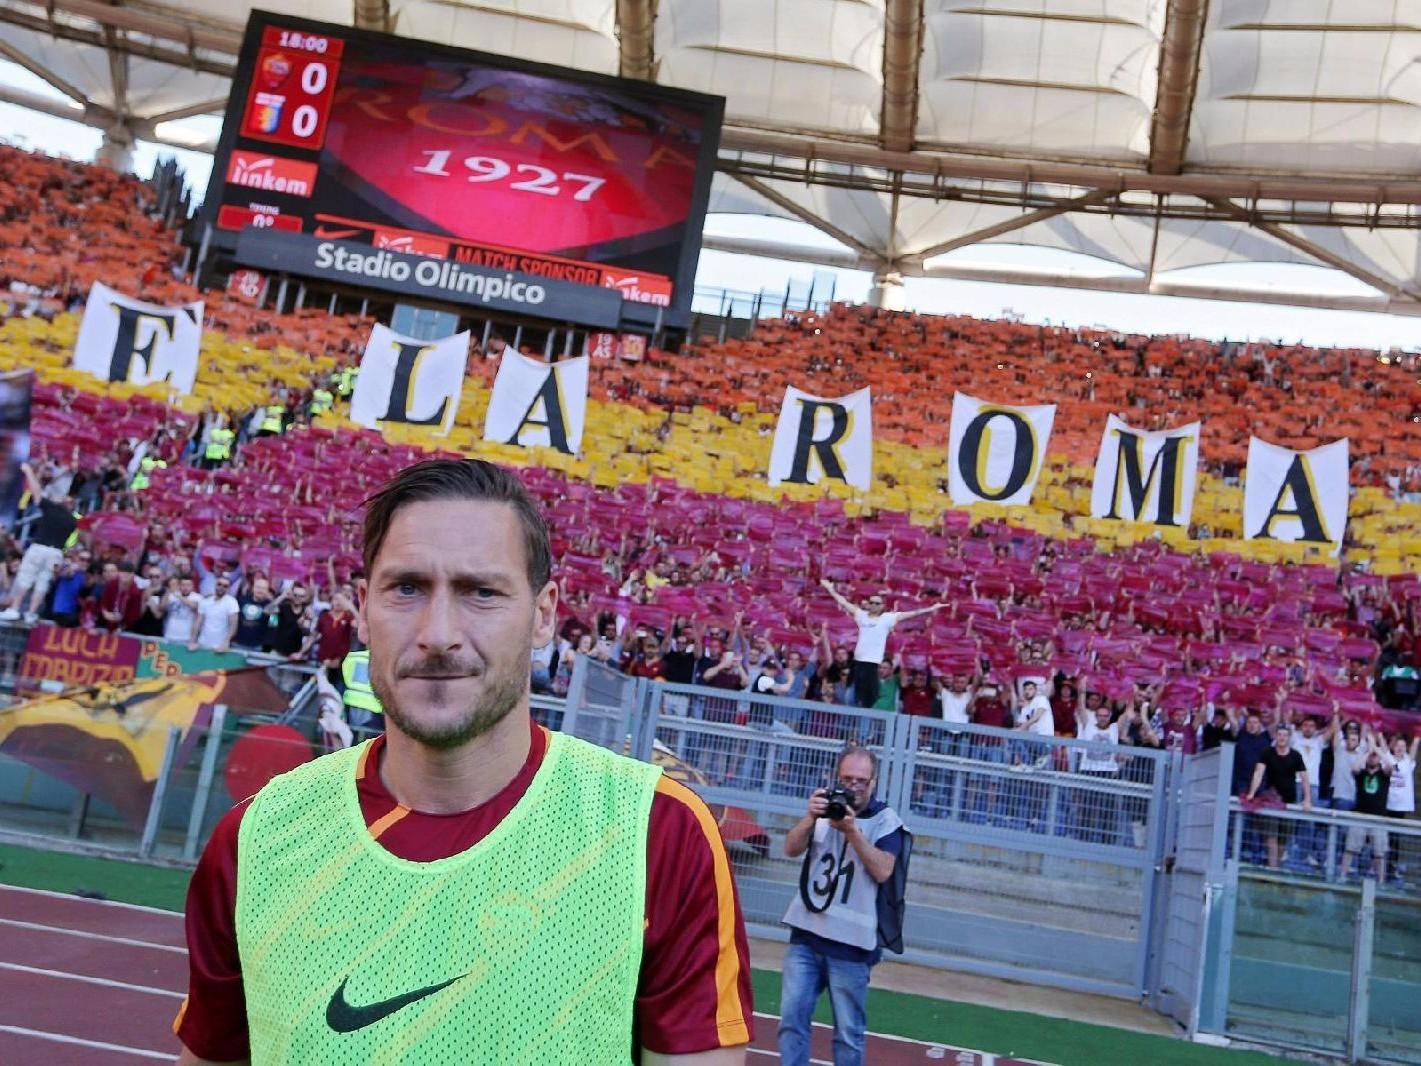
[275,30,330,53]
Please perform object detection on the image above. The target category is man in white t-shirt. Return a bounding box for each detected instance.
[820,580,947,709]
[191,576,240,653]
[1075,697,1121,844]
[162,576,201,645]
[1386,732,1419,818]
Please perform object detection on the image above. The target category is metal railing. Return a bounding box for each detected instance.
[3,653,1416,1061]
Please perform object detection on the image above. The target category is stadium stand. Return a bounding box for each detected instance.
[0,145,1418,782]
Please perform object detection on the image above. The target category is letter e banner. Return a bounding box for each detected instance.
[71,282,203,394]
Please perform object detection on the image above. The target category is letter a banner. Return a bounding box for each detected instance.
[947,393,1055,507]
[483,352,589,455]
[1243,437,1349,557]
[767,386,872,491]
[1090,415,1200,527]
[71,281,203,394]
[350,323,468,435]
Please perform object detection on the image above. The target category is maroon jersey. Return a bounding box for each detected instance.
[175,721,754,1059]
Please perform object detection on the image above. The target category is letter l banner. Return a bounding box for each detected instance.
[767,386,873,491]
[1243,436,1349,557]
[349,323,468,434]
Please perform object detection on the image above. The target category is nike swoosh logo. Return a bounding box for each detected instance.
[312,226,362,239]
[325,973,468,1033]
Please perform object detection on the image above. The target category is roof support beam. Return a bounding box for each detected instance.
[352,0,389,33]
[0,81,90,120]
[105,25,129,124]
[139,97,227,125]
[0,6,235,76]
[1149,0,1209,174]
[879,0,923,153]
[0,36,90,103]
[5,0,242,53]
[720,128,1421,204]
[902,188,1116,264]
[731,174,887,265]
[701,231,1421,315]
[616,0,654,80]
[1206,197,1421,303]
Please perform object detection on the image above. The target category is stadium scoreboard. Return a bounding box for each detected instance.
[202,10,724,330]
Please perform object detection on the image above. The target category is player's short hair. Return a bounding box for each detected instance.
[363,459,552,591]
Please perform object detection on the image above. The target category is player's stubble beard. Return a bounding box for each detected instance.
[371,639,530,751]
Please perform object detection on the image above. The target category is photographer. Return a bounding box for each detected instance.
[779,746,910,1066]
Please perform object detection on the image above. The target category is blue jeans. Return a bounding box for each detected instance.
[777,940,871,1066]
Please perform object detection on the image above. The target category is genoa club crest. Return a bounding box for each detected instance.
[259,52,293,90]
[253,93,285,135]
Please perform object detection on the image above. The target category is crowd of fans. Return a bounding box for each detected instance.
[0,146,1417,871]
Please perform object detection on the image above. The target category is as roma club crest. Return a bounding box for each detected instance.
[259,52,293,90]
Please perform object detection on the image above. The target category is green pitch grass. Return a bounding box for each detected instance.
[0,841,1278,1065]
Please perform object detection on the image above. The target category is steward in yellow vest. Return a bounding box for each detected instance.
[129,455,166,491]
[334,366,357,398]
[258,405,284,436]
[310,387,334,416]
[340,649,382,731]
[203,426,234,469]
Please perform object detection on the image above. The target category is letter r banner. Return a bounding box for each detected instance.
[767,386,873,491]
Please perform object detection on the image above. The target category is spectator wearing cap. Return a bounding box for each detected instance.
[819,580,947,709]
[45,548,89,628]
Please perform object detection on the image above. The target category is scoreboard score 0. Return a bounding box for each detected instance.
[203,11,723,330]
[239,28,344,151]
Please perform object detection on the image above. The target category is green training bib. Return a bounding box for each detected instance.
[236,731,660,1064]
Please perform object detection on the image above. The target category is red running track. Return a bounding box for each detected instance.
[0,884,1050,1065]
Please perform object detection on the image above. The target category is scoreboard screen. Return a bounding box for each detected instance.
[203,11,723,327]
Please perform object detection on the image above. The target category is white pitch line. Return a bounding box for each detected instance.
[0,883,184,919]
[0,917,187,954]
[746,1050,831,1064]
[0,1024,171,1060]
[0,960,185,999]
[748,1012,1055,1065]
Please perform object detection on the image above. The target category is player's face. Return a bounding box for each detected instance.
[359,499,556,751]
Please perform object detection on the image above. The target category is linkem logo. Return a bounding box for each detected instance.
[226,150,318,198]
[602,270,671,307]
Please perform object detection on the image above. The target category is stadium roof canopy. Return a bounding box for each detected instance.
[5,0,1421,314]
